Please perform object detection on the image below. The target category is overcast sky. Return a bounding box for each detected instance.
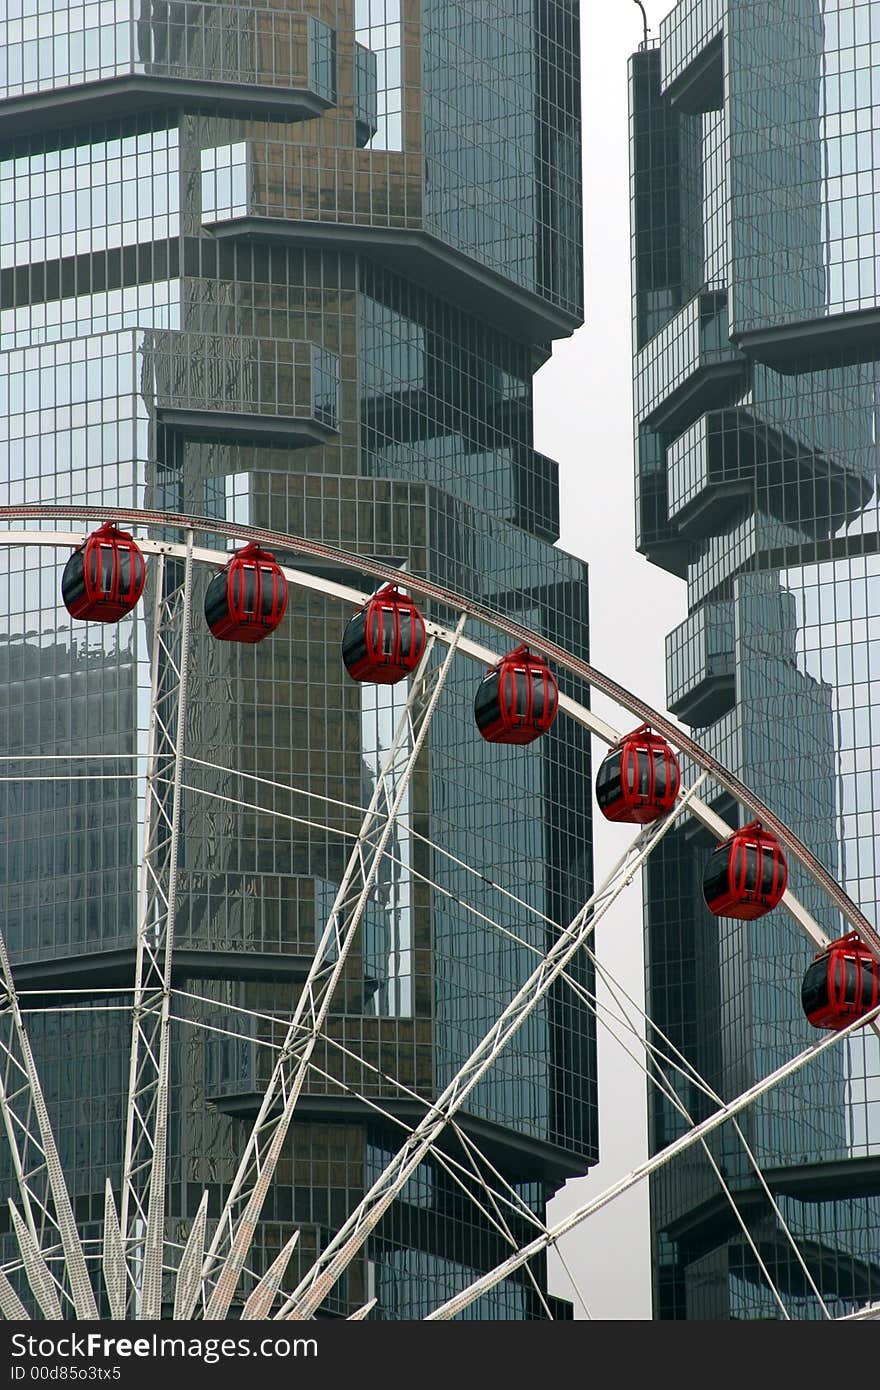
[535,0,682,1320]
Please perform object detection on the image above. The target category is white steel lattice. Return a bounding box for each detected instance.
[0,508,877,1324]
[120,539,195,1318]
[200,620,465,1318]
[0,929,96,1319]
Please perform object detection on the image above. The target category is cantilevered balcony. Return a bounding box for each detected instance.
[0,3,336,135]
[665,600,735,726]
[634,290,748,433]
[659,0,723,112]
[147,329,340,445]
[666,409,758,534]
[198,140,581,345]
[667,406,875,539]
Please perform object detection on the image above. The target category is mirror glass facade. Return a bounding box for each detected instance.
[0,0,592,1318]
[631,0,880,1319]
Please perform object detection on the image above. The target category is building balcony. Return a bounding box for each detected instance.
[634,290,748,433]
[199,141,582,345]
[665,599,735,726]
[666,409,759,535]
[204,1018,590,1185]
[659,0,723,112]
[667,405,875,541]
[147,329,340,445]
[0,3,336,135]
[635,427,691,578]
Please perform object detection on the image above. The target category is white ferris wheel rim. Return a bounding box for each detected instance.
[0,503,876,1322]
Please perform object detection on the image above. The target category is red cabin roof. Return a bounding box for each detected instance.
[474,645,559,746]
[61,522,146,623]
[596,724,681,824]
[204,542,288,644]
[342,584,426,684]
[802,933,880,1031]
[702,820,788,921]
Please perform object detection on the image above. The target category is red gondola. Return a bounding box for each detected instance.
[596,724,680,824]
[474,645,558,745]
[801,933,880,1031]
[204,542,288,643]
[702,820,788,920]
[342,584,427,684]
[61,522,146,622]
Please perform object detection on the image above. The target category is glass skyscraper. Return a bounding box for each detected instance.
[630,0,880,1318]
[0,0,592,1317]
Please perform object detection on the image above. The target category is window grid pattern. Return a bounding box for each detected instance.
[0,126,179,270]
[0,2,335,101]
[633,0,880,1319]
[0,6,587,1314]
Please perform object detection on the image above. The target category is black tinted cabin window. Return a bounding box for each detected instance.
[531,673,546,721]
[62,550,87,606]
[474,672,500,730]
[703,850,730,904]
[98,545,115,593]
[204,571,228,627]
[398,610,412,658]
[342,611,368,665]
[635,750,651,796]
[596,754,623,805]
[260,573,276,619]
[117,548,133,593]
[512,670,529,718]
[241,567,257,617]
[759,849,777,896]
[843,959,859,1005]
[652,749,668,798]
[801,960,830,1015]
[379,607,395,657]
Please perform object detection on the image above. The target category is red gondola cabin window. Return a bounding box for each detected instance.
[702,820,788,920]
[204,543,288,643]
[473,645,559,745]
[61,522,146,622]
[342,585,427,684]
[596,725,680,824]
[801,933,880,1031]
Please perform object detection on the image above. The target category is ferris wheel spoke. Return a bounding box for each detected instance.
[168,995,553,1253]
[0,931,97,1319]
[165,993,564,1318]
[7,1202,63,1320]
[1,515,877,1323]
[120,536,195,1319]
[346,1298,377,1320]
[446,1119,561,1320]
[239,1233,300,1321]
[0,1265,30,1321]
[171,1190,209,1321]
[199,619,466,1320]
[101,1181,129,1321]
[300,1050,546,1249]
[566,924,832,1317]
[274,780,707,1321]
[425,1002,880,1319]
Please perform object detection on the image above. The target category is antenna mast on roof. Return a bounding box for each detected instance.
[633,0,651,48]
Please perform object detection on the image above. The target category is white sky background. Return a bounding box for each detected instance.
[537,0,682,1319]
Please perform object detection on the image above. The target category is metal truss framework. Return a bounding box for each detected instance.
[120,539,195,1318]
[200,622,465,1318]
[0,504,877,1324]
[0,929,96,1319]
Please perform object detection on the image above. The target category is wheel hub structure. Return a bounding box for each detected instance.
[0,505,877,1322]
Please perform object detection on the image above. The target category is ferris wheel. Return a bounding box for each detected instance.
[0,503,879,1323]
